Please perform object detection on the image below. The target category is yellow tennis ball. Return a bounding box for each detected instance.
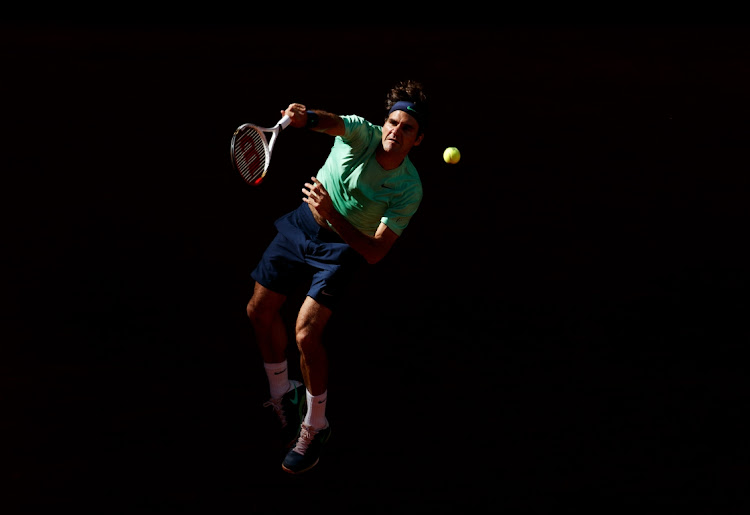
[443,146,460,164]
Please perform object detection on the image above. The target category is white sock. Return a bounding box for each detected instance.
[303,389,328,430]
[264,360,290,399]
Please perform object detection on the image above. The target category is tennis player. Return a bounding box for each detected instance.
[246,80,429,474]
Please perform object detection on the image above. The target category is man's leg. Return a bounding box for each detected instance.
[282,296,333,474]
[296,295,333,397]
[246,282,288,365]
[247,282,306,447]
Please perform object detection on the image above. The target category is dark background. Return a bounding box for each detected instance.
[3,22,748,512]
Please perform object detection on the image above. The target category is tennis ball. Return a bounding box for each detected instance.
[443,147,460,164]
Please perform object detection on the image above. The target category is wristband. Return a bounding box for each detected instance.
[305,110,319,129]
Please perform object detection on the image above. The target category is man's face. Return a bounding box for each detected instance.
[381,110,424,155]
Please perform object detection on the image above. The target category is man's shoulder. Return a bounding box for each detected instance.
[341,114,380,131]
[340,115,381,149]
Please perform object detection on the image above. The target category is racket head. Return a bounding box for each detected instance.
[230,124,270,186]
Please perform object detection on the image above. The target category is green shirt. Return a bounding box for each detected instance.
[316,115,423,237]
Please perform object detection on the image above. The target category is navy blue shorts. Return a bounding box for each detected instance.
[251,202,365,311]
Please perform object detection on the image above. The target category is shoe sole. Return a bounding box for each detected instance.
[281,457,320,475]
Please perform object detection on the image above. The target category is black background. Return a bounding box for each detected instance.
[3,21,748,512]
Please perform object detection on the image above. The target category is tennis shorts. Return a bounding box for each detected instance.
[251,202,365,311]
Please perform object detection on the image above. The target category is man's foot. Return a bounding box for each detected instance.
[262,380,307,448]
[281,422,331,475]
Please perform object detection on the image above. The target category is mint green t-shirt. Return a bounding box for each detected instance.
[315,115,423,237]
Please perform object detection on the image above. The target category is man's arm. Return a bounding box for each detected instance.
[303,177,399,265]
[324,207,399,265]
[282,103,344,136]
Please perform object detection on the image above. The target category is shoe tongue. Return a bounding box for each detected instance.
[294,427,315,454]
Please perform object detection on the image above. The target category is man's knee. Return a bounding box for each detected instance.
[295,326,321,355]
[246,298,272,324]
[246,299,257,320]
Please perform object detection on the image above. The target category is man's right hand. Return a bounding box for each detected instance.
[281,103,309,129]
[281,104,345,136]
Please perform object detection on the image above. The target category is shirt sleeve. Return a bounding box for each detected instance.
[381,181,423,236]
[340,115,375,150]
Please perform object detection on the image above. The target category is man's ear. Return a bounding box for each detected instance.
[414,133,425,147]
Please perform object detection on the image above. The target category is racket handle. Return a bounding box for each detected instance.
[279,115,292,130]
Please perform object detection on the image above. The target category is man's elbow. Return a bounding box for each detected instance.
[363,248,388,265]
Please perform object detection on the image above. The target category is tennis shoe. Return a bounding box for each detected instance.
[281,422,331,475]
[262,380,306,448]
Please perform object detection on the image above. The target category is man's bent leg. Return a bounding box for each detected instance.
[246,282,288,364]
[295,295,332,396]
[282,296,333,474]
[248,283,306,447]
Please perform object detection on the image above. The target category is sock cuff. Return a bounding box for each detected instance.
[264,360,288,372]
[306,389,327,402]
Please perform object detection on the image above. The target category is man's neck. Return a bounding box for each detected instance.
[375,145,406,171]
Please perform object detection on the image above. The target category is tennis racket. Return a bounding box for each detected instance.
[230,114,291,186]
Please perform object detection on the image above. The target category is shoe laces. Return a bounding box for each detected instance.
[292,424,318,455]
[262,397,287,428]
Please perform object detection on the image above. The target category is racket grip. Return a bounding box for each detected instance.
[279,114,292,130]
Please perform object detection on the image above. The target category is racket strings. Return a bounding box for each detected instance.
[235,128,267,183]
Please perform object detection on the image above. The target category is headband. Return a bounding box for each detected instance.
[389,100,425,130]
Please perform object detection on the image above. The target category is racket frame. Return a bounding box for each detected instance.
[230,114,291,186]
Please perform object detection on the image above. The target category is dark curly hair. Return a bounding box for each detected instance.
[384,79,429,135]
